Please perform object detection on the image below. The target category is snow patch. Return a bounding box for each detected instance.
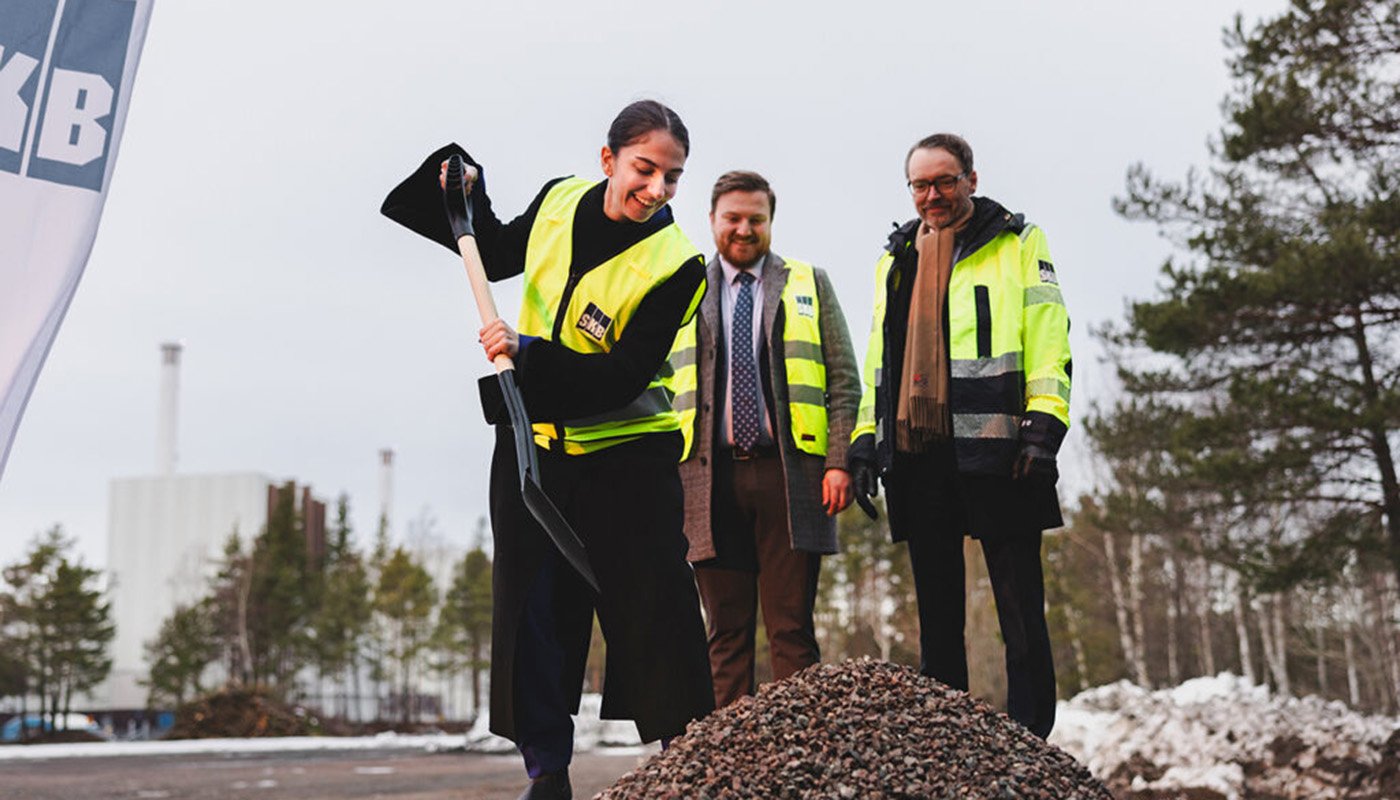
[463,692,643,755]
[0,693,645,763]
[1050,673,1400,799]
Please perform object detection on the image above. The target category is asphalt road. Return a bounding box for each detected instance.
[0,747,654,799]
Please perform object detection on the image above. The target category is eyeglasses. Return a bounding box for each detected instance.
[907,173,966,196]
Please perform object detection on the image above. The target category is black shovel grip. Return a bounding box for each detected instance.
[443,155,475,239]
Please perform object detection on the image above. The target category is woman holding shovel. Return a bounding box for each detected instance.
[387,100,713,800]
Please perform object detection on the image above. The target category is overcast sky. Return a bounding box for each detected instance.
[0,0,1288,570]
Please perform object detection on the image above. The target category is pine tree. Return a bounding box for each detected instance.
[374,546,436,724]
[206,531,252,686]
[1108,0,1400,585]
[0,528,113,732]
[311,496,373,720]
[0,643,24,707]
[246,483,312,690]
[42,558,114,723]
[434,534,492,715]
[143,602,218,706]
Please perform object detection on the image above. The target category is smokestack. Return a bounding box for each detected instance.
[378,448,394,535]
[156,342,182,476]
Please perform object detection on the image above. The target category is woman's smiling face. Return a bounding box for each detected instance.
[600,130,687,223]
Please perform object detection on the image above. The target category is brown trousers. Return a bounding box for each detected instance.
[694,451,821,708]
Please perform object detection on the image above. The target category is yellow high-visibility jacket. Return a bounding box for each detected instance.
[852,200,1071,475]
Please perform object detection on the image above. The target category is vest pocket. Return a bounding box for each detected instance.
[974,285,992,358]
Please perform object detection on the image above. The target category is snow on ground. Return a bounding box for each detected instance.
[0,693,649,762]
[1050,673,1400,799]
[463,693,646,757]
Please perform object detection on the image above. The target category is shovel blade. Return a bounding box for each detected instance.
[522,475,601,594]
[494,370,600,594]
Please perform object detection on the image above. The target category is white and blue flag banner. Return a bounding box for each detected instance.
[0,0,153,478]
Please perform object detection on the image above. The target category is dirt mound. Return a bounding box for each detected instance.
[599,658,1110,800]
[165,687,335,739]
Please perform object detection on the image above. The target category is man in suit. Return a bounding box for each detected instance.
[667,170,862,707]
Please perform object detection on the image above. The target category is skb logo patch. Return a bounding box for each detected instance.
[794,295,815,319]
[576,302,612,341]
[1038,259,1058,285]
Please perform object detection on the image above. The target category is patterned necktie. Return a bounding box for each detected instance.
[732,272,759,450]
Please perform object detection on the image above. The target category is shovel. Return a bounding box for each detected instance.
[440,155,600,594]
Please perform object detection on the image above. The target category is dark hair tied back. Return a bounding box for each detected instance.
[607,100,690,156]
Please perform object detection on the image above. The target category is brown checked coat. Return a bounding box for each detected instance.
[679,252,862,561]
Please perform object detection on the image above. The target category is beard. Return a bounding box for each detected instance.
[722,237,766,268]
[921,197,973,229]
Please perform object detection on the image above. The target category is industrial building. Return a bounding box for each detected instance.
[98,343,327,710]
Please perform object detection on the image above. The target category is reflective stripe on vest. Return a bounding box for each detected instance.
[779,260,827,457]
[669,321,700,459]
[668,258,829,461]
[519,177,703,455]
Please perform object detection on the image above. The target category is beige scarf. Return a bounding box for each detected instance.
[895,209,971,452]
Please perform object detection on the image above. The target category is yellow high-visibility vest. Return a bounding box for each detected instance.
[518,177,703,455]
[668,259,829,461]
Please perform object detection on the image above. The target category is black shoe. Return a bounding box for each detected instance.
[517,770,572,800]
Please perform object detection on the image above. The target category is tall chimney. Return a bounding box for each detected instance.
[156,342,182,476]
[378,448,394,536]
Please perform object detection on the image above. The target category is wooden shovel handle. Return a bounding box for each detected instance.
[454,234,514,375]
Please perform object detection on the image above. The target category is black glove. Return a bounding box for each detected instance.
[1012,441,1058,481]
[380,143,490,255]
[1013,412,1066,482]
[850,456,880,520]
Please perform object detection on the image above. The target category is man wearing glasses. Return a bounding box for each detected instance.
[849,133,1072,738]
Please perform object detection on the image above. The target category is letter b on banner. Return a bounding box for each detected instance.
[36,68,115,168]
[0,0,134,192]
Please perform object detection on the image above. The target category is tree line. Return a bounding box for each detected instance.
[797,0,1400,716]
[142,486,493,725]
[0,527,114,740]
[1067,0,1398,712]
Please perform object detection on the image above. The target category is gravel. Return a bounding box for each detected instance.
[596,657,1111,800]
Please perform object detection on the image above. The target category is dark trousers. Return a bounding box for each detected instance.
[515,551,572,779]
[694,451,821,708]
[490,431,714,778]
[888,451,1057,738]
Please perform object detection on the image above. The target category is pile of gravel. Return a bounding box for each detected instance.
[598,658,1111,800]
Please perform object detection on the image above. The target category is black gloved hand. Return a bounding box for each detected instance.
[1012,441,1058,481]
[850,456,880,520]
[1013,411,1066,482]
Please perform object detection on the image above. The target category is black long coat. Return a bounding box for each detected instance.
[485,425,713,743]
